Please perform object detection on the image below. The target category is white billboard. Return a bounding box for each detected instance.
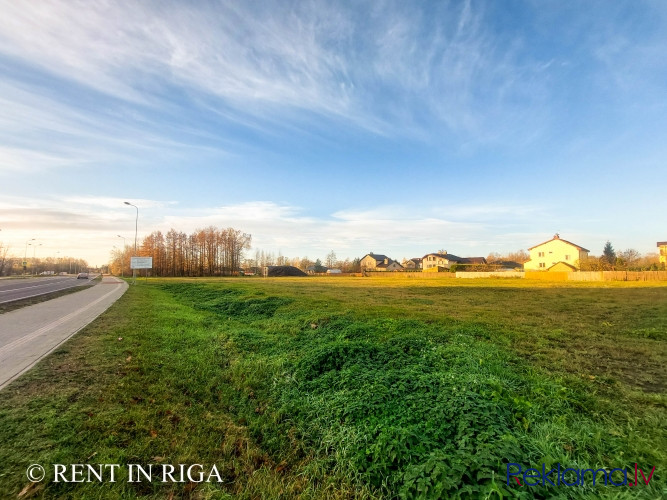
[130,257,153,269]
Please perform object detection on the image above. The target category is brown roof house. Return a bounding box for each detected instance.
[523,234,589,271]
[360,253,404,272]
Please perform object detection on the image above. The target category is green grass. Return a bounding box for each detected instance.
[0,277,665,499]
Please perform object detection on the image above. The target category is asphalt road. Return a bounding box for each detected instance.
[0,275,128,389]
[0,275,97,304]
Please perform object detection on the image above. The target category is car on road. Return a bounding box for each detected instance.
[76,273,89,279]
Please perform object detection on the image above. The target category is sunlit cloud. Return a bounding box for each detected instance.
[0,1,664,266]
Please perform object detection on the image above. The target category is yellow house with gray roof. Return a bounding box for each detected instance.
[523,234,589,271]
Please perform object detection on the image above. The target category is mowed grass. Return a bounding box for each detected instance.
[0,277,665,499]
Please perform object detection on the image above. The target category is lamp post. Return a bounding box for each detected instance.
[32,243,42,276]
[124,202,138,283]
[117,235,126,278]
[24,238,35,276]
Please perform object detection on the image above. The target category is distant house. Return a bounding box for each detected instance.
[523,234,589,271]
[658,241,667,267]
[306,265,328,274]
[405,258,422,270]
[360,253,404,272]
[488,260,524,271]
[422,252,487,271]
[326,268,342,274]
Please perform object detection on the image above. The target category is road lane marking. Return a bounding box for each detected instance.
[0,283,122,355]
[0,281,92,305]
[0,278,72,293]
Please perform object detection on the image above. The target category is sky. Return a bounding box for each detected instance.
[0,0,665,266]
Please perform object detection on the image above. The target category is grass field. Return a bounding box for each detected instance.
[0,277,665,499]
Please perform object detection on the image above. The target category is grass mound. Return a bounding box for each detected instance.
[267,266,308,277]
[0,279,664,499]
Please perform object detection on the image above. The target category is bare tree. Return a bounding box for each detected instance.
[0,242,9,276]
[326,250,337,269]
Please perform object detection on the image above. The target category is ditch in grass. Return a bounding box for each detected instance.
[0,278,664,499]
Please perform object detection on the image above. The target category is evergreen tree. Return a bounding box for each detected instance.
[602,241,616,267]
[314,258,326,273]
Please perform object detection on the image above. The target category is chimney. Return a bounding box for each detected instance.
[554,233,560,239]
[384,258,389,265]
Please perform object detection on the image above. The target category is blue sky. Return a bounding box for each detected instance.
[0,0,665,265]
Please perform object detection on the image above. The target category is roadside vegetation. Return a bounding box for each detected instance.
[0,278,665,498]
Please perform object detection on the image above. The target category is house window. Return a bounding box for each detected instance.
[538,252,545,257]
[539,263,545,268]
[565,255,570,260]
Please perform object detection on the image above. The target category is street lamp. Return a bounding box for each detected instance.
[124,202,138,283]
[31,243,42,276]
[117,235,126,278]
[24,238,35,276]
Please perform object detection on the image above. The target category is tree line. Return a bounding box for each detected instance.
[110,226,251,277]
[579,241,664,271]
[0,245,88,276]
[243,249,361,273]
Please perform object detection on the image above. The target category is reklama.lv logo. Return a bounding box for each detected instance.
[506,463,656,488]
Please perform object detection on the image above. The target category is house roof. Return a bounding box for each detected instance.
[463,257,487,265]
[422,253,487,264]
[528,234,590,252]
[490,260,523,269]
[376,260,403,268]
[658,242,667,246]
[422,252,465,262]
[362,253,389,262]
[547,261,577,271]
[410,258,422,263]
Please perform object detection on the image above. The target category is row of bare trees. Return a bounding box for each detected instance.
[242,249,361,273]
[0,246,88,276]
[110,226,251,277]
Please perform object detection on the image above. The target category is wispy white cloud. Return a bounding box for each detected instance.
[0,0,559,142]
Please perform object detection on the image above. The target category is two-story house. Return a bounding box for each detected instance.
[658,241,667,267]
[523,234,589,271]
[360,253,404,272]
[404,258,422,269]
[421,252,486,271]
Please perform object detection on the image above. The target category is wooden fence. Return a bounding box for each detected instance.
[568,271,667,281]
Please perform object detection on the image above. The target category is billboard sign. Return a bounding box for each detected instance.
[130,257,153,269]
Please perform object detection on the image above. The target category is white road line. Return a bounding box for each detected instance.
[0,278,72,293]
[0,282,91,304]
[0,284,122,356]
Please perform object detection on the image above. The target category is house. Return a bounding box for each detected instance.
[488,260,524,271]
[658,241,667,267]
[360,253,404,272]
[547,262,577,272]
[523,234,589,271]
[326,268,342,274]
[404,258,422,269]
[421,252,487,271]
[306,265,326,274]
